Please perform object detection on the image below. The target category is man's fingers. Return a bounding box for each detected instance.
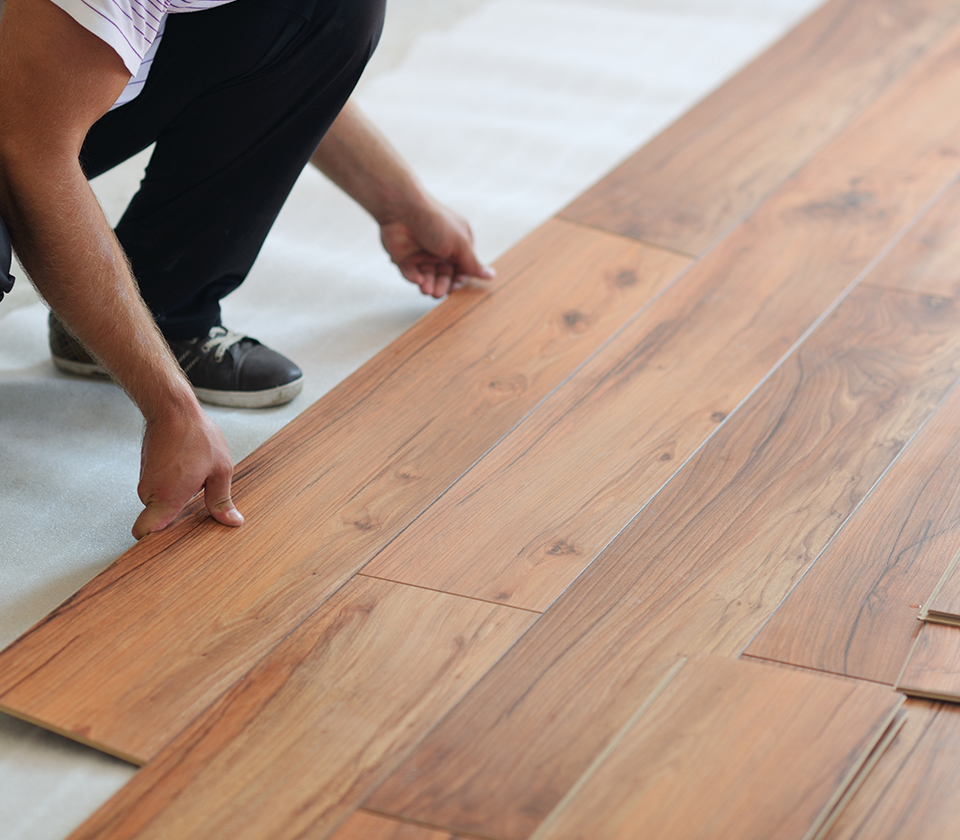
[432,265,454,298]
[453,248,495,282]
[132,500,180,540]
[204,469,244,528]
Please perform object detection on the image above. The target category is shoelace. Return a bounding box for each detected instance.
[201,326,246,361]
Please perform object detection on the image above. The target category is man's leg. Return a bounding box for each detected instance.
[81,0,385,340]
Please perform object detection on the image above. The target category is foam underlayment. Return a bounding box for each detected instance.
[0,1,821,837]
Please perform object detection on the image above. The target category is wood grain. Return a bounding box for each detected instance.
[896,622,960,701]
[365,286,960,840]
[864,178,960,299]
[744,371,960,685]
[530,656,902,840]
[560,0,960,255]
[65,577,534,840]
[0,219,684,765]
[329,812,465,840]
[363,25,960,611]
[823,701,960,840]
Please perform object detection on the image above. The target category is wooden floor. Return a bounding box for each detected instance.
[6,0,960,837]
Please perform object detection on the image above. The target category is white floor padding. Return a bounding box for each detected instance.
[0,1,822,837]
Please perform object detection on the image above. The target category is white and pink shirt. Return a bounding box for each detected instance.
[50,0,236,107]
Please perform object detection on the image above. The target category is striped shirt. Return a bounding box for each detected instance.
[51,0,236,107]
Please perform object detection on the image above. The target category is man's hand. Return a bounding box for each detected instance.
[380,197,494,298]
[133,395,243,539]
[311,100,494,298]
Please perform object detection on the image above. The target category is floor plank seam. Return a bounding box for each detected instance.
[355,574,544,615]
[737,653,898,688]
[551,215,699,260]
[357,808,505,840]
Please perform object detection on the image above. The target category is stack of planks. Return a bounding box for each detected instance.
[6,0,960,837]
[894,548,960,702]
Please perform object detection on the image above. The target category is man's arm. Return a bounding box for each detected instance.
[0,0,242,538]
[311,100,495,299]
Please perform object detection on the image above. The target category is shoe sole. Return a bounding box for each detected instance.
[53,355,303,409]
[52,356,110,378]
[192,376,304,409]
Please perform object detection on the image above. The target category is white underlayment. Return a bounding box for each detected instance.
[0,1,822,836]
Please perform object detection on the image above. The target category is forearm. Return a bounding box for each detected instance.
[310,99,430,224]
[0,155,197,420]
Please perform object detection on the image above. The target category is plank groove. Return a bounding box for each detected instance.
[896,622,960,702]
[363,25,960,611]
[921,546,960,623]
[64,578,535,840]
[365,285,960,840]
[530,657,902,840]
[0,220,686,764]
[560,0,960,254]
[823,701,960,840]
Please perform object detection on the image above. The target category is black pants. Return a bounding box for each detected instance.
[80,0,385,339]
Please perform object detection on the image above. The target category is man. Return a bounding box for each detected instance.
[0,0,493,538]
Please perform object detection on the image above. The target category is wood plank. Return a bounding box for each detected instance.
[921,544,960,623]
[560,0,960,255]
[529,657,902,840]
[896,622,960,701]
[64,577,534,840]
[744,372,960,686]
[864,177,960,299]
[0,219,686,765]
[823,701,960,840]
[329,812,466,840]
[365,285,960,840]
[364,24,960,611]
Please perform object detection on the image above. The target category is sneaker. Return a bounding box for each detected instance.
[49,315,304,408]
[169,326,303,408]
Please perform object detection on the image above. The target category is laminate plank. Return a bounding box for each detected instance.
[864,177,960,299]
[560,0,960,255]
[744,371,960,685]
[64,577,534,840]
[823,701,960,840]
[0,219,686,765]
[529,656,902,840]
[329,812,466,840]
[896,622,960,702]
[362,26,960,612]
[365,286,960,840]
[921,545,960,623]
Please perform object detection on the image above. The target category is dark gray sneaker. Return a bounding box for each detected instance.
[169,326,303,408]
[49,315,303,408]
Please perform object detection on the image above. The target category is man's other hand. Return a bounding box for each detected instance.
[380,197,495,299]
